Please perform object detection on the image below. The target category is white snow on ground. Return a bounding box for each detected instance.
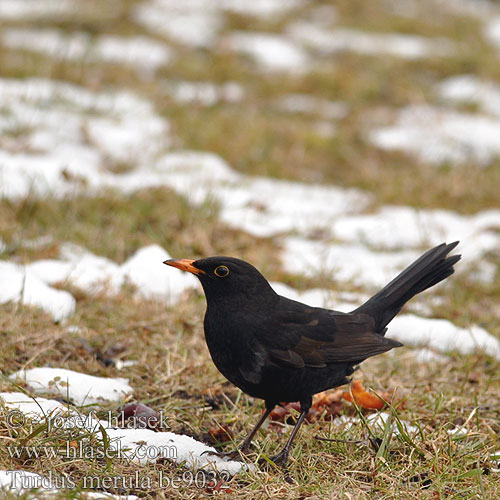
[274,94,348,120]
[370,105,500,165]
[162,80,244,106]
[221,0,305,17]
[26,244,198,303]
[335,411,420,437]
[485,16,500,50]
[134,1,222,48]
[388,314,500,360]
[0,78,168,199]
[0,0,75,20]
[288,22,454,59]
[438,75,500,117]
[283,237,421,288]
[331,205,500,260]
[134,0,305,48]
[223,32,310,72]
[0,392,71,419]
[2,29,173,74]
[105,151,371,237]
[9,368,134,406]
[104,427,248,474]
[0,261,75,322]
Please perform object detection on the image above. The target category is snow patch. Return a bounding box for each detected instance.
[335,411,419,437]
[388,314,500,360]
[370,105,500,165]
[2,29,173,73]
[288,23,453,59]
[9,368,134,406]
[283,237,421,289]
[162,80,244,106]
[0,0,75,20]
[134,1,222,48]
[330,205,500,262]
[438,75,500,117]
[0,261,75,322]
[224,32,310,72]
[26,244,199,303]
[0,78,168,200]
[1,391,249,476]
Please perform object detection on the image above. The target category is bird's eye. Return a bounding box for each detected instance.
[214,265,230,277]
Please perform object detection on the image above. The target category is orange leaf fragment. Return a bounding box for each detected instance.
[342,380,390,410]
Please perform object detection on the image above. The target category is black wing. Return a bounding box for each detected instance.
[238,296,402,384]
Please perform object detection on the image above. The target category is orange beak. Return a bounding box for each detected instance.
[163,258,205,275]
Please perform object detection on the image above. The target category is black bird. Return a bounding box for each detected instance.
[165,242,460,470]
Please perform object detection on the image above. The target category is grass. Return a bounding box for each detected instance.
[0,0,500,498]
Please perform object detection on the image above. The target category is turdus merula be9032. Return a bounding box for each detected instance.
[165,242,460,469]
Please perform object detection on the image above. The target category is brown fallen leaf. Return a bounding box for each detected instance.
[207,424,234,444]
[269,389,344,431]
[342,380,392,410]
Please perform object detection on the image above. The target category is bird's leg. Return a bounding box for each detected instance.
[269,397,311,471]
[238,405,274,453]
[203,404,274,459]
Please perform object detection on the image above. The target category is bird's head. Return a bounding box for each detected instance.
[164,256,276,305]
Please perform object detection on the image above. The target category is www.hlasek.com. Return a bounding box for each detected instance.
[7,440,177,460]
[4,470,230,490]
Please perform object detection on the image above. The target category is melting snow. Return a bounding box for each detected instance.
[288,23,453,59]
[0,392,71,419]
[282,237,421,288]
[0,0,75,20]
[330,205,500,261]
[9,368,134,406]
[1,391,249,475]
[0,261,75,322]
[485,16,500,51]
[26,244,198,303]
[224,32,310,72]
[438,75,500,117]
[162,80,244,106]
[388,314,500,360]
[2,29,173,74]
[370,105,500,165]
[134,0,305,49]
[335,411,420,437]
[134,1,222,48]
[0,78,168,199]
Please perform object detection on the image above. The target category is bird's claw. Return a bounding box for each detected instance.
[260,450,294,483]
[269,450,289,468]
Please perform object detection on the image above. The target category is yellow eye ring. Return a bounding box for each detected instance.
[214,265,230,277]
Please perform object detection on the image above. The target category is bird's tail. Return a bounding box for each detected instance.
[354,242,461,333]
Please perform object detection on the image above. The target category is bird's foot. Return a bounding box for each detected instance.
[263,449,295,483]
[269,449,289,468]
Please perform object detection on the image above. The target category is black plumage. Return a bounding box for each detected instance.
[165,241,460,470]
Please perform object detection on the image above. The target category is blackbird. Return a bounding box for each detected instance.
[165,242,460,470]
